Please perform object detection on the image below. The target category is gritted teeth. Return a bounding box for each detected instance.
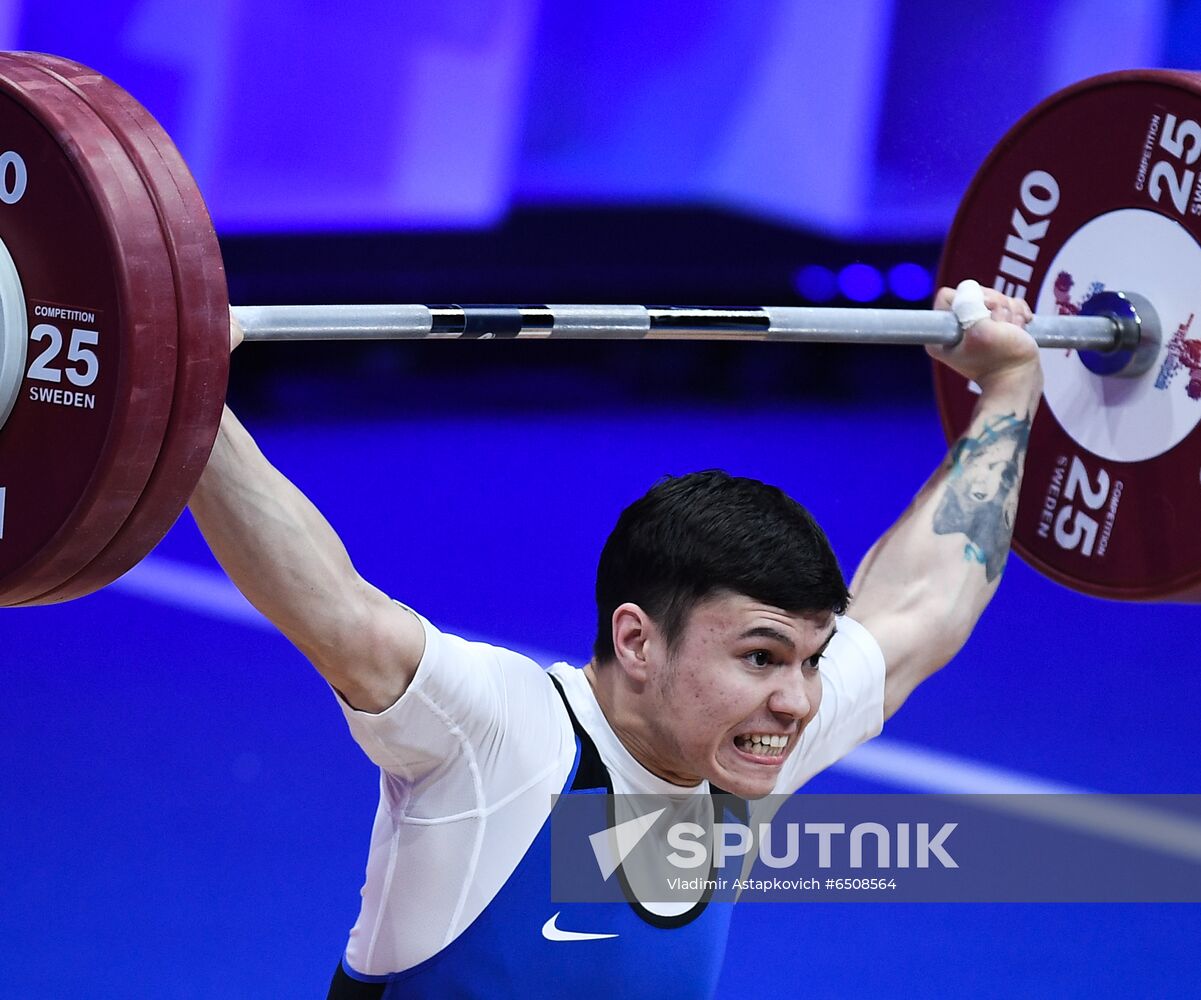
[734,733,790,757]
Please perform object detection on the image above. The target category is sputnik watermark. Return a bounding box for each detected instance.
[552,793,1201,904]
[664,820,957,870]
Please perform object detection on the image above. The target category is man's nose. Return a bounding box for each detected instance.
[767,669,816,720]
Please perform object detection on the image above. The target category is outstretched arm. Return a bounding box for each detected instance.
[849,283,1043,720]
[187,316,424,713]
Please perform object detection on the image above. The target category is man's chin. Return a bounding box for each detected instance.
[713,759,781,799]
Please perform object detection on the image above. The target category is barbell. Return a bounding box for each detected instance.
[0,53,1198,607]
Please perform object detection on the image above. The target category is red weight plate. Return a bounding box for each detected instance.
[936,70,1201,603]
[0,56,177,606]
[14,54,229,605]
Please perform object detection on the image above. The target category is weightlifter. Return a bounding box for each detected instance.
[187,282,1041,998]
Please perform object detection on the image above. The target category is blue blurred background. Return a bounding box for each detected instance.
[3,1,1201,997]
[8,0,1175,238]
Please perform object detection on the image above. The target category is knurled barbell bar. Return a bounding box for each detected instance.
[0,53,1197,607]
[225,299,1144,353]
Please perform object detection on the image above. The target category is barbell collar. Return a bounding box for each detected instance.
[232,303,1128,351]
[1075,290,1163,379]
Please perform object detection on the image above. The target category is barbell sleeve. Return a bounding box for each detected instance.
[231,303,1128,351]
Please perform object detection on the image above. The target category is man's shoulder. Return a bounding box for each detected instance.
[823,615,886,682]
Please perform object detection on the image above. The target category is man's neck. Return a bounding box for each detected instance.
[581,660,701,788]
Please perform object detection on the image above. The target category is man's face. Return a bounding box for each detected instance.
[960,438,1017,503]
[639,592,834,799]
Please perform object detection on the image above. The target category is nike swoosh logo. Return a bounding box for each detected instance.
[541,912,618,942]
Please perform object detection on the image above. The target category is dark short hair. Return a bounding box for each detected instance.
[593,470,849,664]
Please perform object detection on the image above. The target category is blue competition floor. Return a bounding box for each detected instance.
[3,397,1199,997]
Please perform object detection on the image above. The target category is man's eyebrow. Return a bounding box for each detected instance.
[811,626,838,660]
[738,626,796,650]
[737,624,839,657]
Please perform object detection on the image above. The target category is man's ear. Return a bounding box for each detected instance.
[611,603,657,684]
